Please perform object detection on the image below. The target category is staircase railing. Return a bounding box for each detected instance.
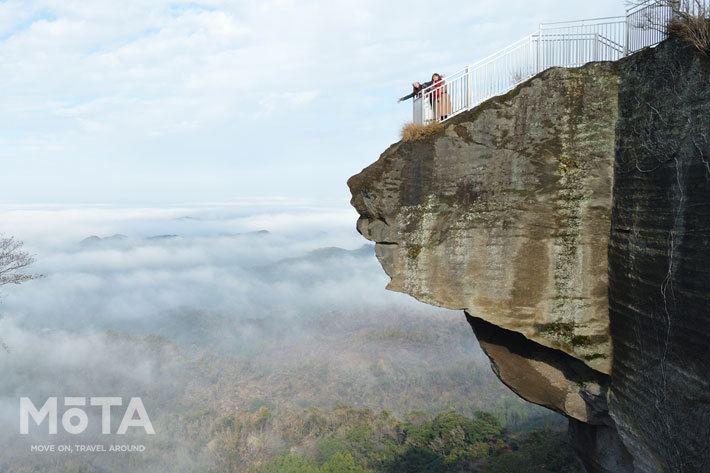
[626,1,674,54]
[413,0,707,124]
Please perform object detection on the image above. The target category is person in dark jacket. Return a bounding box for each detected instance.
[397,80,433,102]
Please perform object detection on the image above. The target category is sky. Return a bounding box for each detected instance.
[0,0,628,205]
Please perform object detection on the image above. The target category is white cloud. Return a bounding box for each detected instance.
[0,202,426,343]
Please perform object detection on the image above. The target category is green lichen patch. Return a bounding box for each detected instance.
[569,335,595,347]
[536,322,607,351]
[406,244,422,259]
[582,353,608,362]
[537,321,576,339]
[536,320,610,367]
[557,155,580,175]
[569,334,608,348]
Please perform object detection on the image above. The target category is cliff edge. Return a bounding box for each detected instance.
[348,37,710,473]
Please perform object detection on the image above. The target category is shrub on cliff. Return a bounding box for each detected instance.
[400,122,442,142]
[668,15,710,54]
[630,0,710,54]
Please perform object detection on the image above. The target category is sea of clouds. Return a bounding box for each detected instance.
[0,201,427,332]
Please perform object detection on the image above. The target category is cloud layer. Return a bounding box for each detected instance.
[1,202,408,333]
[0,202,561,472]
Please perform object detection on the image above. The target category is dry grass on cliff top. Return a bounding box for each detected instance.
[400,121,442,142]
[668,16,710,54]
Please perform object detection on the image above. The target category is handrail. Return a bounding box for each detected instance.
[626,0,665,16]
[597,35,626,53]
[418,34,534,97]
[468,35,536,69]
[411,0,708,125]
[540,16,625,26]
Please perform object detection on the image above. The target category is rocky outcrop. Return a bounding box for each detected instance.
[349,62,620,427]
[349,37,710,472]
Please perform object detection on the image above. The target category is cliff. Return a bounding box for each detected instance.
[348,37,710,473]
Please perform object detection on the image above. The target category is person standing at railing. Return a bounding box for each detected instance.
[398,79,435,124]
[429,73,452,121]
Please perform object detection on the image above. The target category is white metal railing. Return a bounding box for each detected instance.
[537,18,627,68]
[412,0,708,124]
[626,1,674,54]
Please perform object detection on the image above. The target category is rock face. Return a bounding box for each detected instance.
[608,40,710,473]
[350,63,619,375]
[348,38,710,472]
[349,62,620,427]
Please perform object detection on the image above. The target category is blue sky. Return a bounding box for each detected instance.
[0,0,625,205]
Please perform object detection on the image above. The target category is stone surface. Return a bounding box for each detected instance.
[349,36,710,473]
[608,39,710,473]
[349,62,620,376]
[568,419,634,473]
[466,314,610,425]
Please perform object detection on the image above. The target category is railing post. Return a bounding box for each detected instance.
[670,0,681,17]
[467,66,472,110]
[412,96,415,124]
[413,95,422,125]
[537,24,542,72]
[624,11,630,56]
